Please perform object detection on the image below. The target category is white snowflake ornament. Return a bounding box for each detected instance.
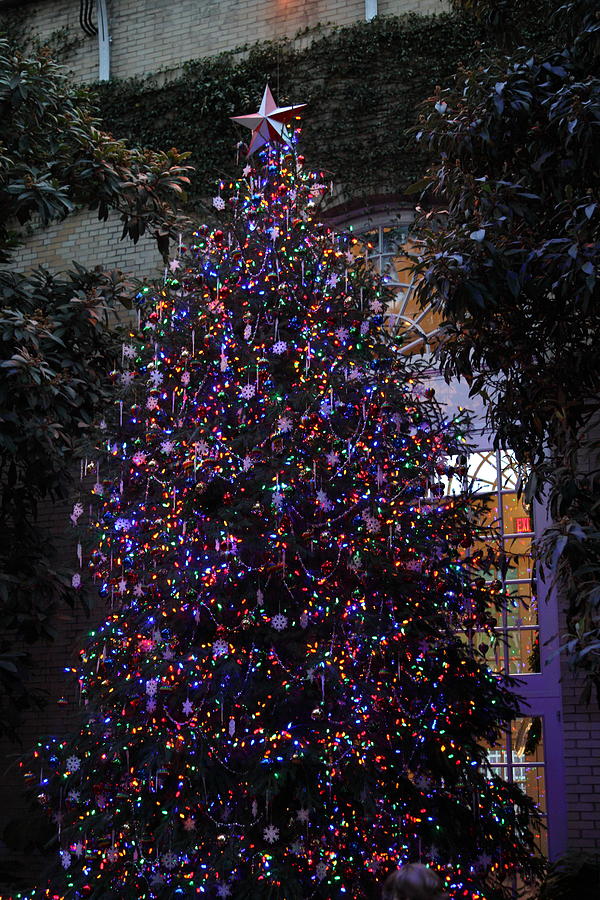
[239,383,256,400]
[146,679,158,696]
[242,455,253,472]
[123,343,136,359]
[213,638,229,657]
[60,850,71,869]
[272,491,284,510]
[212,196,226,211]
[181,371,191,386]
[149,370,164,387]
[67,789,80,803]
[146,698,157,713]
[162,851,178,871]
[317,490,333,512]
[70,502,84,523]
[216,885,232,898]
[335,326,350,342]
[369,298,384,313]
[278,415,293,433]
[160,440,175,455]
[132,451,147,466]
[182,698,194,716]
[263,824,279,844]
[272,340,287,355]
[146,396,159,411]
[119,371,135,387]
[325,451,340,466]
[271,613,288,632]
[66,755,81,772]
[71,573,81,589]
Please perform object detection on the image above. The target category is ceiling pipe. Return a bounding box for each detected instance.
[97,0,110,81]
[365,0,378,21]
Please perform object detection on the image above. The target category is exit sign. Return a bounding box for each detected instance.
[514,516,532,534]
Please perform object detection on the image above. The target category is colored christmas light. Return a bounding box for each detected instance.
[24,131,543,900]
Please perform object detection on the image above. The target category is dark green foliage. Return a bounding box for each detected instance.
[538,851,600,899]
[0,38,192,740]
[412,0,600,694]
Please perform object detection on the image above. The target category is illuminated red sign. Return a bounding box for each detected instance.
[514,516,532,534]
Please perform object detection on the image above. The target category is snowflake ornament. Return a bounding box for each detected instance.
[335,326,350,342]
[123,344,136,359]
[272,491,284,510]
[268,226,280,241]
[162,851,178,871]
[278,415,293,433]
[369,298,384,313]
[119,371,135,387]
[92,481,103,495]
[149,370,163,387]
[263,824,279,844]
[242,455,253,472]
[320,400,332,418]
[117,577,127,595]
[67,789,80,802]
[146,699,157,713]
[66,755,81,771]
[71,573,81,589]
[181,371,191,386]
[194,439,209,456]
[213,638,229,657]
[160,440,175,455]
[216,885,232,898]
[60,850,71,869]
[146,396,159,411]
[325,451,340,466]
[114,517,130,531]
[271,613,288,632]
[317,490,333,512]
[212,196,226,211]
[182,698,194,717]
[243,324,252,340]
[146,679,158,696]
[239,383,256,400]
[183,816,196,832]
[296,808,310,823]
[133,583,144,598]
[73,842,84,857]
[168,258,181,272]
[316,862,328,881]
[291,840,304,855]
[132,451,147,466]
[272,340,287,355]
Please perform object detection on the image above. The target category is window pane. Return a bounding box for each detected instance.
[502,492,533,535]
[506,590,538,629]
[504,537,534,580]
[508,628,539,674]
[511,717,544,763]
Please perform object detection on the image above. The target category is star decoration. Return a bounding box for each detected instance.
[231,85,307,155]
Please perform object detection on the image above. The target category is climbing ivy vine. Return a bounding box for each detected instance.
[94,12,552,208]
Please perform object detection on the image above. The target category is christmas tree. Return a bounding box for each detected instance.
[29,92,542,900]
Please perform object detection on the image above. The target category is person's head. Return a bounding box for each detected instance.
[382,863,449,900]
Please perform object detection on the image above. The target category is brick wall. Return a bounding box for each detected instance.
[560,661,600,852]
[8,207,165,278]
[9,0,448,83]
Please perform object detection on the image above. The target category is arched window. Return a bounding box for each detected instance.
[331,204,567,859]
